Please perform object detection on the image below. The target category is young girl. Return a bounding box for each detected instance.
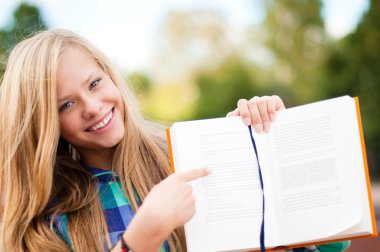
[0,29,349,252]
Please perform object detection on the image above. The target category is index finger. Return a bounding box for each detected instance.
[237,99,251,126]
[179,168,212,182]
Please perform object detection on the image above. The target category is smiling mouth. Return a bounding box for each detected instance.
[87,108,114,132]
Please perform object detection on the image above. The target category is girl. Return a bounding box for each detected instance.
[0,29,349,252]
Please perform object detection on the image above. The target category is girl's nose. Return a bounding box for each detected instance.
[82,97,103,119]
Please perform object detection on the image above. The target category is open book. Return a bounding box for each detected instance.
[166,96,377,252]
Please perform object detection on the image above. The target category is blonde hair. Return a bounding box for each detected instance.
[0,29,185,252]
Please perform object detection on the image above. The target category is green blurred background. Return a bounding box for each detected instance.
[0,0,379,177]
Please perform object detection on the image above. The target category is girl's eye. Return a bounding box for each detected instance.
[89,78,101,90]
[59,101,74,112]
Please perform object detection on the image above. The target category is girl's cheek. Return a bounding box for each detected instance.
[59,116,80,139]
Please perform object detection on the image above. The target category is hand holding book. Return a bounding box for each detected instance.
[226,95,286,132]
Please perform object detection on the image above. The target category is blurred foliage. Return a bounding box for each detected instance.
[192,55,257,119]
[263,0,327,102]
[188,0,327,116]
[128,72,153,94]
[152,9,230,83]
[318,0,380,175]
[0,3,47,77]
[127,72,197,122]
[191,54,295,119]
[139,82,197,122]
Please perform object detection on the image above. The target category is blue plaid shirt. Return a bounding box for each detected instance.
[53,167,169,251]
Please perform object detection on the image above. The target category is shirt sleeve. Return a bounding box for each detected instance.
[289,241,351,252]
[315,241,351,252]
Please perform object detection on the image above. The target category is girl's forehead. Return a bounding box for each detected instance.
[56,47,101,98]
[59,46,95,66]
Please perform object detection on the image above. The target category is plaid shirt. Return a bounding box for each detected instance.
[289,241,350,252]
[53,167,168,251]
[53,167,350,252]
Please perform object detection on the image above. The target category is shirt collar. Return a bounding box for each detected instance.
[86,166,118,182]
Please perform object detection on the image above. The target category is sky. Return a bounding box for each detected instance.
[1,0,370,72]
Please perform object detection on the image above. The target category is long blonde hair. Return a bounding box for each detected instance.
[0,29,185,252]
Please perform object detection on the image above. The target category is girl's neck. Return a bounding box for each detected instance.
[78,148,114,170]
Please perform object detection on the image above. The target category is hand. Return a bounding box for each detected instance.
[142,167,211,232]
[226,95,285,133]
[123,168,211,252]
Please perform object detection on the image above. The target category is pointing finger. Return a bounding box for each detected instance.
[179,168,212,182]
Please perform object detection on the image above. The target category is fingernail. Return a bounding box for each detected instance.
[263,122,270,132]
[269,113,275,122]
[255,124,262,133]
[244,118,251,126]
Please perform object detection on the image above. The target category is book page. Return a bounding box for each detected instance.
[266,96,366,245]
[170,117,277,252]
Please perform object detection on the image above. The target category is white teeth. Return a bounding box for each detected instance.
[90,111,113,131]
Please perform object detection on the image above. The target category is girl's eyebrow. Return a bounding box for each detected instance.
[57,70,99,103]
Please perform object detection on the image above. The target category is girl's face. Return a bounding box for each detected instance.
[57,46,125,165]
